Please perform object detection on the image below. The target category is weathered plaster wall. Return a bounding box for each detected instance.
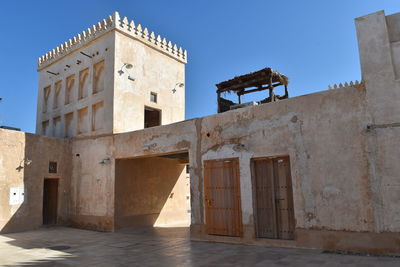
[356,10,400,233]
[36,32,115,138]
[68,120,196,231]
[115,157,189,229]
[0,129,71,233]
[194,85,371,234]
[68,78,400,253]
[113,31,185,133]
[70,85,371,232]
[69,135,115,231]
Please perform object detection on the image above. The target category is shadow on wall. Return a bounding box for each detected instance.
[114,154,190,230]
[1,133,71,234]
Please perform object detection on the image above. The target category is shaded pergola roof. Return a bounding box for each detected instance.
[216,67,289,93]
[215,67,290,113]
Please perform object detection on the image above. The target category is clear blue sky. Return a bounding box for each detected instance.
[0,0,399,133]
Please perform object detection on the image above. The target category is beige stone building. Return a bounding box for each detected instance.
[36,11,186,137]
[1,10,400,255]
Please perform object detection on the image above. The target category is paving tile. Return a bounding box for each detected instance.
[1,226,400,266]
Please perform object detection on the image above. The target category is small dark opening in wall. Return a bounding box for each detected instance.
[144,107,161,128]
[150,92,157,103]
[49,161,57,173]
[186,165,190,174]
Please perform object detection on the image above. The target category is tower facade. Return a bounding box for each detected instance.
[36,12,187,138]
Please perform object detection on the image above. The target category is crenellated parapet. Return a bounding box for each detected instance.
[328,80,365,90]
[114,12,187,63]
[37,11,187,70]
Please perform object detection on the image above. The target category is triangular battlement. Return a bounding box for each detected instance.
[328,80,365,90]
[37,11,187,70]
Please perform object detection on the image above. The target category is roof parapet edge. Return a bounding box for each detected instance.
[37,11,187,70]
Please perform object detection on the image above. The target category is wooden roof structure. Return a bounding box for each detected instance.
[216,67,289,113]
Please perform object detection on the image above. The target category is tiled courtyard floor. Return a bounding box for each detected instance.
[0,226,399,266]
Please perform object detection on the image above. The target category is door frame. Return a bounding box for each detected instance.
[250,155,295,239]
[144,105,162,128]
[43,177,60,225]
[203,157,243,237]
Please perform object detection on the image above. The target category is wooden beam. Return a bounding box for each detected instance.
[219,81,283,93]
[237,83,283,96]
[238,86,266,96]
[217,76,271,92]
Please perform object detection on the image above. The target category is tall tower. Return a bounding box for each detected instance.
[355,10,400,232]
[36,12,187,138]
[356,10,400,123]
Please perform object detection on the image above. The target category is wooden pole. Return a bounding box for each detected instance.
[217,92,221,113]
[284,84,289,98]
[269,77,275,102]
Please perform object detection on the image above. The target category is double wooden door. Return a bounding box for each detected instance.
[252,156,295,239]
[204,158,242,237]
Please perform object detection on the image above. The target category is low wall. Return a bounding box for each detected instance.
[0,129,71,233]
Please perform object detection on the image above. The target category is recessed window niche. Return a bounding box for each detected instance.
[78,68,89,100]
[65,75,75,105]
[77,107,89,134]
[43,86,51,113]
[64,112,74,138]
[53,81,62,109]
[93,60,105,94]
[42,120,50,136]
[92,101,104,131]
[53,116,62,137]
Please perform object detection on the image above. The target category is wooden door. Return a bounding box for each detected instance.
[253,158,276,238]
[43,179,58,225]
[204,158,242,236]
[252,156,295,239]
